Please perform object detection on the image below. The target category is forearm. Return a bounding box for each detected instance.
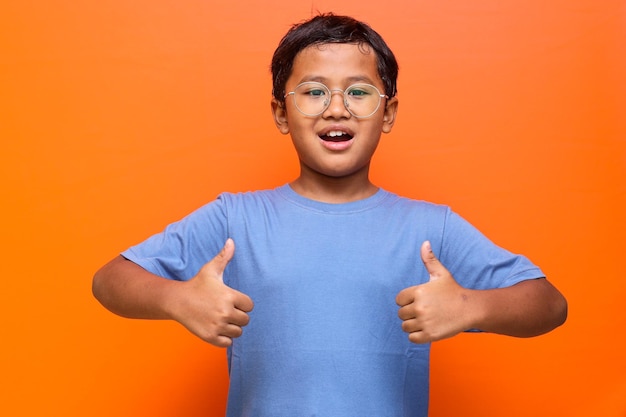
[92,255,180,320]
[469,278,567,337]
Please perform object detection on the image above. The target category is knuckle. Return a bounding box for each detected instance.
[408,333,422,344]
[215,337,233,348]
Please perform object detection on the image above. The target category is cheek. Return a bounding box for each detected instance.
[286,114,316,135]
[361,119,385,139]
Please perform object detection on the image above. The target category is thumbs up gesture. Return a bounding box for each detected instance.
[170,239,254,347]
[396,241,476,344]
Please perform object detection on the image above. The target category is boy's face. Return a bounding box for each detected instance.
[272,43,398,181]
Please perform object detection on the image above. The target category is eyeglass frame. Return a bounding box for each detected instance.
[284,81,389,119]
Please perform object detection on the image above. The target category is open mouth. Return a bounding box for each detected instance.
[320,130,354,142]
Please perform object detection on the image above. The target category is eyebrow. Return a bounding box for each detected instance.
[298,75,378,85]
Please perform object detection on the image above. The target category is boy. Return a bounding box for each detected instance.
[93,13,567,417]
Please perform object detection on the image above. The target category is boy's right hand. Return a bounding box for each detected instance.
[169,238,254,347]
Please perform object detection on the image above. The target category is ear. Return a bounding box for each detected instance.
[271,98,290,135]
[381,96,398,134]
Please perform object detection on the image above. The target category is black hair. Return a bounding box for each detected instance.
[271,13,399,104]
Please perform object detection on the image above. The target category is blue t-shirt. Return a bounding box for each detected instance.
[122,185,544,417]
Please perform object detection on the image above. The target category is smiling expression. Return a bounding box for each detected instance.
[272,43,398,182]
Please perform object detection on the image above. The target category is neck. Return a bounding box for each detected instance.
[289,170,379,204]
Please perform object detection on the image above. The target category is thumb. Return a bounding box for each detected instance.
[420,240,444,281]
[207,238,235,282]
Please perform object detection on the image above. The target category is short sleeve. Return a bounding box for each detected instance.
[438,208,545,290]
[121,197,230,280]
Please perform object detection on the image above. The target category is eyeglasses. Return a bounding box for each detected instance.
[285,82,388,119]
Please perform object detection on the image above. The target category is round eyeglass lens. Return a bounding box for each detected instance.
[292,82,330,116]
[344,84,383,118]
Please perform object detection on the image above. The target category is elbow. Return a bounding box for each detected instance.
[92,267,107,305]
[92,258,120,308]
[523,279,568,337]
[516,294,567,339]
[538,283,568,335]
[552,291,568,329]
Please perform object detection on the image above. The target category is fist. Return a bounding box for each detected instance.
[396,241,474,344]
[172,239,254,347]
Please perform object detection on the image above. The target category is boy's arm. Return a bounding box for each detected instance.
[92,239,254,347]
[396,241,567,344]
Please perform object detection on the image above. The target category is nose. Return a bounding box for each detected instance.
[323,89,351,118]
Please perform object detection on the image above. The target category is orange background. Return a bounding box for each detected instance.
[1,1,625,416]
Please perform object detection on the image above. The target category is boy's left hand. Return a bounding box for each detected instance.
[396,241,476,344]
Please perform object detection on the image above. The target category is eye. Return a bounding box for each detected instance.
[347,85,374,98]
[296,83,328,98]
[306,88,326,97]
